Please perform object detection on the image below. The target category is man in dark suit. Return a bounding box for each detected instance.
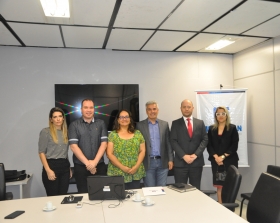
[136,101,173,187]
[170,99,208,189]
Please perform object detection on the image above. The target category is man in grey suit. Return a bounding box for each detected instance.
[136,101,173,187]
[170,99,208,189]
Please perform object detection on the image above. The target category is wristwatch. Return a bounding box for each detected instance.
[221,155,225,160]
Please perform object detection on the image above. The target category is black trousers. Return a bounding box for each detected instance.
[174,166,203,190]
[42,159,70,196]
[74,162,107,193]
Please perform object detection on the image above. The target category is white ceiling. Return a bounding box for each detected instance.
[0,0,279,54]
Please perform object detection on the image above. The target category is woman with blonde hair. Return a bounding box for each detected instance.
[207,106,239,203]
[38,107,72,196]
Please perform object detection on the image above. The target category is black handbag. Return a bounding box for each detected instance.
[215,165,227,181]
[5,170,26,182]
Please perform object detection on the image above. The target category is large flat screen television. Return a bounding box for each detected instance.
[55,84,139,131]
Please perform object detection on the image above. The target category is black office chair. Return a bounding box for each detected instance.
[239,165,280,216]
[247,172,280,223]
[0,163,13,201]
[203,165,242,212]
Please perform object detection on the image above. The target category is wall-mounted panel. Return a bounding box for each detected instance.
[275,36,280,71]
[234,72,275,145]
[233,40,273,79]
[277,147,280,166]
[276,70,280,146]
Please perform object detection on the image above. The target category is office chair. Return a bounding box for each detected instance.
[0,163,13,201]
[239,165,280,216]
[203,165,242,212]
[247,173,280,223]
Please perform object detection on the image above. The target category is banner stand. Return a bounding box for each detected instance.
[195,89,249,167]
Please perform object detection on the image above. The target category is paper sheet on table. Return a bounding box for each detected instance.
[142,187,166,196]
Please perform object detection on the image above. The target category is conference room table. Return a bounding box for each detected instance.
[0,187,248,223]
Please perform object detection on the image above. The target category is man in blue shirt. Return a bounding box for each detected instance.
[136,101,173,187]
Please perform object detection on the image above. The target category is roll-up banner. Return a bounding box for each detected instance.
[195,89,249,167]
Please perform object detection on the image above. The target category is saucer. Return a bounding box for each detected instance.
[132,197,144,202]
[43,206,56,212]
[142,201,155,206]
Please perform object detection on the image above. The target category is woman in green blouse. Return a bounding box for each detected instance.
[107,109,145,189]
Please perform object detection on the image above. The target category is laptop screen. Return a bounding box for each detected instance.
[87,176,126,200]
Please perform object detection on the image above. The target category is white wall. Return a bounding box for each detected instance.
[0,46,233,198]
[233,36,280,199]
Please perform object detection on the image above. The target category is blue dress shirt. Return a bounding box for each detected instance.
[148,120,161,156]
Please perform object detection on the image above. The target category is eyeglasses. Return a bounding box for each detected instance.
[216,112,227,117]
[118,116,130,120]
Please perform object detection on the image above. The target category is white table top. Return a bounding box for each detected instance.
[103,187,248,223]
[0,194,104,223]
[0,187,248,223]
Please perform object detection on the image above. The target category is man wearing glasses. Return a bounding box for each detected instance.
[170,99,208,189]
[68,99,108,193]
[136,101,173,187]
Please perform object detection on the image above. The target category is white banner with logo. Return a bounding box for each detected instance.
[195,89,249,167]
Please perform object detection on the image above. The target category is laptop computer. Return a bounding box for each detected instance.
[87,175,126,200]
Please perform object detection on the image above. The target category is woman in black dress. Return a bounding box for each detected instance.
[207,106,239,203]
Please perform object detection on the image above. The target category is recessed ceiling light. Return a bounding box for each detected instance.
[205,36,241,51]
[40,0,70,18]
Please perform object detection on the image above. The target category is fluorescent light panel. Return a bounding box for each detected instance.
[205,36,241,51]
[40,0,70,17]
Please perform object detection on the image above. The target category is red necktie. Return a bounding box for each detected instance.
[187,118,192,138]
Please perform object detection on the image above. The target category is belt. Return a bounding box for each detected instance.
[150,156,161,159]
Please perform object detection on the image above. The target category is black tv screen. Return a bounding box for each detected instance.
[55,84,139,131]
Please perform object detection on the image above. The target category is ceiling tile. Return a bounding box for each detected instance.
[199,37,268,54]
[243,15,280,38]
[177,33,224,52]
[114,0,181,28]
[107,29,154,50]
[71,0,116,26]
[0,0,46,23]
[0,0,278,54]
[0,23,21,46]
[62,26,107,48]
[205,1,280,34]
[142,31,195,51]
[161,0,242,31]
[8,23,63,47]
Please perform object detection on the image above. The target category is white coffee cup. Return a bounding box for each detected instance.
[145,196,151,205]
[134,193,141,201]
[46,201,53,210]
